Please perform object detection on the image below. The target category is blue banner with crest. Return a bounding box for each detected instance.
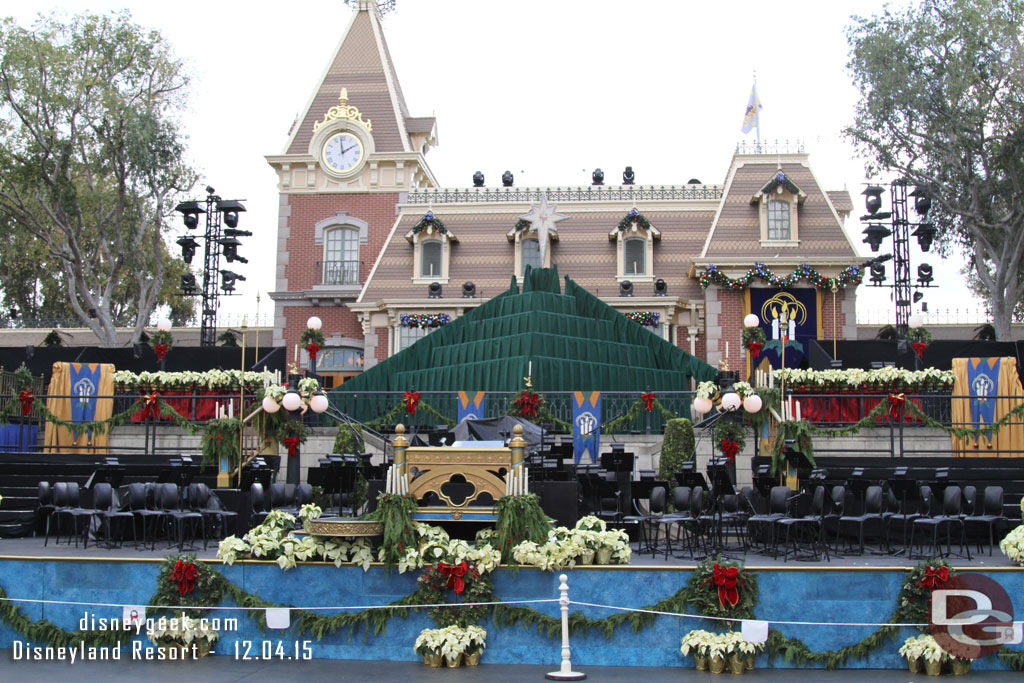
[572,391,601,464]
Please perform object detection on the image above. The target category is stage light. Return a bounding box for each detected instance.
[917,263,934,286]
[870,262,887,285]
[912,223,937,252]
[180,273,197,295]
[622,166,635,185]
[862,185,884,216]
[220,270,245,293]
[654,279,667,296]
[910,187,931,216]
[862,224,892,252]
[472,171,484,187]
[619,280,634,297]
[462,281,476,298]
[174,201,205,229]
[217,236,247,264]
[428,282,443,299]
[592,168,604,185]
[502,170,514,187]
[216,199,246,229]
[176,235,199,263]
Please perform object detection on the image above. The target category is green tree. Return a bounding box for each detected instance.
[845,0,1024,339]
[657,417,694,484]
[0,11,197,345]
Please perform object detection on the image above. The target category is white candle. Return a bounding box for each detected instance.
[769,370,774,388]
[725,341,729,359]
[294,344,299,363]
[528,360,532,377]
[796,400,801,422]
[228,402,233,419]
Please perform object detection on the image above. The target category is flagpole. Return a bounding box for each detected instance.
[754,74,761,148]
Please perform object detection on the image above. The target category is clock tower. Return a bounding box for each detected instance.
[266,0,437,383]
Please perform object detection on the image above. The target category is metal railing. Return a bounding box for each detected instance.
[734,140,806,155]
[406,185,723,205]
[315,260,361,286]
[856,306,993,326]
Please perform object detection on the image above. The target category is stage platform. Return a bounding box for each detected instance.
[0,538,1021,671]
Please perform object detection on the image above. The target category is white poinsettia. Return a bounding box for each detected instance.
[216,535,250,565]
[147,612,219,645]
[414,628,446,655]
[999,524,1024,566]
[696,381,719,399]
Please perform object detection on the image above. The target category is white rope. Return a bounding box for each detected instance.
[568,600,930,628]
[0,596,559,612]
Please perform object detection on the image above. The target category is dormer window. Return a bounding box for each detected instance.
[406,211,457,284]
[508,217,558,276]
[752,172,806,247]
[521,238,542,275]
[609,209,660,283]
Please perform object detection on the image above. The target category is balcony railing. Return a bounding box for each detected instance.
[315,260,360,286]
[406,185,723,204]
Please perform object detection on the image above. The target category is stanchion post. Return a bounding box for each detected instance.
[546,574,586,681]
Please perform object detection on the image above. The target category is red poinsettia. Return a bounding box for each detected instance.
[514,391,540,418]
[641,391,655,412]
[169,560,198,597]
[403,391,420,415]
[712,562,739,608]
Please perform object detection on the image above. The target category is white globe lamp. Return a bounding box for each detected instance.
[282,391,302,412]
[309,393,329,414]
[721,392,742,412]
[306,316,322,330]
[156,318,172,332]
[743,314,759,329]
[693,397,713,415]
[908,314,924,329]
[743,394,763,414]
[262,396,281,413]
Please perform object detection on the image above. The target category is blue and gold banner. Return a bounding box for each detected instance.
[967,357,1000,441]
[951,356,1024,455]
[69,363,102,424]
[572,391,601,464]
[456,391,485,424]
[45,362,115,453]
[748,288,818,369]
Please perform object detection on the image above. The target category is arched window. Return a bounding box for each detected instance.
[767,199,791,240]
[521,238,542,275]
[323,227,359,285]
[624,238,646,276]
[421,241,443,278]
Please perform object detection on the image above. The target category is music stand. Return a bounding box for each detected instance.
[887,466,919,553]
[752,464,774,499]
[675,460,708,490]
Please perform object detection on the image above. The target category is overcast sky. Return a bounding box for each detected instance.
[3,0,984,328]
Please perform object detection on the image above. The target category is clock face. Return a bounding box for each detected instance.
[321,132,364,175]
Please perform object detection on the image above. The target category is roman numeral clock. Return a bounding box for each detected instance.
[312,87,374,179]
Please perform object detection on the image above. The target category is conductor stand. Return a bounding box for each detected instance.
[705,455,742,557]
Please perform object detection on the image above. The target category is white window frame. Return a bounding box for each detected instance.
[610,220,659,283]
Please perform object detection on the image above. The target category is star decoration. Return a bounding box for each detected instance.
[518,194,567,266]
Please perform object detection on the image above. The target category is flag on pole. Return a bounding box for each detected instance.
[741,82,762,134]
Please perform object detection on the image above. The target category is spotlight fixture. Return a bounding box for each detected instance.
[862,185,885,216]
[653,278,667,296]
[619,280,634,297]
[913,291,924,303]
[910,187,931,216]
[912,223,937,252]
[501,170,514,187]
[592,168,604,185]
[472,171,484,187]
[622,166,635,185]
[462,281,476,298]
[176,235,199,264]
[428,282,443,299]
[917,263,934,286]
[217,235,247,264]
[862,223,892,252]
[174,201,205,229]
[869,262,887,285]
[220,270,245,293]
[216,199,246,229]
[180,273,197,295]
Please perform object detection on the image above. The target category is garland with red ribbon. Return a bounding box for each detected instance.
[746,341,764,359]
[17,389,34,416]
[169,559,198,597]
[403,391,420,415]
[513,390,541,418]
[911,342,927,359]
[712,562,740,608]
[720,439,740,463]
[436,561,469,595]
[141,392,161,421]
[282,436,300,457]
[641,391,655,412]
[306,343,320,362]
[917,564,950,591]
[154,344,169,361]
[888,392,905,419]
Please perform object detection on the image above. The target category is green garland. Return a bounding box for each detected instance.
[365,398,455,430]
[742,327,767,345]
[0,392,198,436]
[201,417,242,467]
[1000,648,1024,671]
[0,583,135,649]
[603,397,677,433]
[616,208,651,232]
[493,493,552,564]
[905,327,932,344]
[361,492,418,569]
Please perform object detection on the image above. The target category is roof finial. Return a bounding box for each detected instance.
[339,88,348,106]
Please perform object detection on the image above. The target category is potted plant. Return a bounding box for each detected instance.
[440,624,470,667]
[722,631,761,673]
[680,629,714,671]
[705,632,729,674]
[918,634,949,676]
[414,627,444,667]
[898,635,924,673]
[464,625,486,666]
[950,656,973,676]
[146,612,218,658]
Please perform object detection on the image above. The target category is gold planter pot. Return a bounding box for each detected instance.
[422,652,443,668]
[595,548,612,565]
[580,551,595,565]
[694,654,708,671]
[709,654,726,674]
[727,653,746,674]
[951,658,972,676]
[745,653,755,670]
[923,659,942,676]
[445,653,463,668]
[465,651,481,666]
[906,656,921,674]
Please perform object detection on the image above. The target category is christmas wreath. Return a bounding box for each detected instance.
[905,327,932,359]
[625,311,660,327]
[687,556,758,622]
[412,211,447,235]
[511,389,543,418]
[150,330,173,361]
[150,553,225,613]
[300,327,327,362]
[417,562,494,628]
[742,326,766,358]
[896,559,955,631]
[713,421,746,463]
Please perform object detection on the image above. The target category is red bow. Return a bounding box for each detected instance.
[888,392,905,419]
[918,565,950,591]
[282,436,300,457]
[141,392,161,420]
[403,391,420,415]
[746,341,763,359]
[306,342,320,361]
[712,562,740,608]
[641,392,655,412]
[18,389,34,416]
[437,561,468,594]
[911,342,927,359]
[154,343,169,360]
[169,560,198,597]
[721,439,740,463]
[515,391,540,418]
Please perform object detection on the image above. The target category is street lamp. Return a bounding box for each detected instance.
[174,187,248,347]
[859,182,935,338]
